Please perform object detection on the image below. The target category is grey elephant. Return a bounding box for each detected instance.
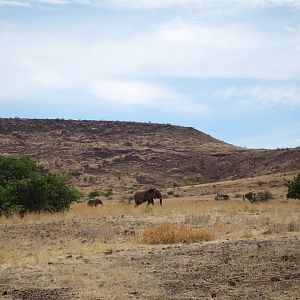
[133,188,162,206]
[87,198,103,206]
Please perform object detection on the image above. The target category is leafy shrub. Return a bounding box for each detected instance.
[167,190,174,195]
[284,172,300,199]
[188,165,197,172]
[0,157,82,217]
[199,159,206,170]
[88,190,101,199]
[0,157,38,186]
[103,188,113,198]
[6,173,82,215]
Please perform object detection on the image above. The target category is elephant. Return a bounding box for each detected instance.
[87,198,103,206]
[133,188,162,206]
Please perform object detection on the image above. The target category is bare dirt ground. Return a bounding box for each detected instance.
[0,175,300,299]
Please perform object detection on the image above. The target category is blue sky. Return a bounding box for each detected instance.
[0,0,300,149]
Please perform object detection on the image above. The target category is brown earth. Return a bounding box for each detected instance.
[0,118,299,195]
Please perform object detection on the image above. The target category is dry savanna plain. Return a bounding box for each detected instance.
[0,171,300,300]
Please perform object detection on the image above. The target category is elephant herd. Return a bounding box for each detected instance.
[87,188,163,207]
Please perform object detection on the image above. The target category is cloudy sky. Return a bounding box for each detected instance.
[0,0,300,148]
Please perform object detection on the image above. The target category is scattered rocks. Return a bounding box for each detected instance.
[271,276,281,282]
[211,291,217,298]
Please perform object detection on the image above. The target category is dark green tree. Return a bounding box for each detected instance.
[284,172,300,199]
[0,157,82,217]
[0,157,38,186]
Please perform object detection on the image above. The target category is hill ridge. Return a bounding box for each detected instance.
[0,118,299,193]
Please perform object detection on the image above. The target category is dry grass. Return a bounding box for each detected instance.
[263,222,300,235]
[241,231,254,239]
[137,223,214,244]
[0,247,6,264]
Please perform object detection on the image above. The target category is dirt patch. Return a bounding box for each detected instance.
[2,288,72,300]
[121,235,300,299]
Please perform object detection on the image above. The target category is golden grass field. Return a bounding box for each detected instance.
[0,172,300,299]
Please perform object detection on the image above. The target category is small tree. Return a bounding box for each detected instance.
[284,172,300,199]
[0,156,83,217]
[0,157,38,186]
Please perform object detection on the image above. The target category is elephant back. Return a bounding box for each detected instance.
[87,198,103,206]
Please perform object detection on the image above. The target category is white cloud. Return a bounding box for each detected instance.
[0,19,299,85]
[91,80,176,105]
[0,0,31,7]
[90,80,208,113]
[37,0,69,4]
[100,0,300,10]
[214,85,300,107]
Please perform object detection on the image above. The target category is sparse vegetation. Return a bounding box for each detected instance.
[188,164,197,172]
[185,175,204,185]
[234,193,242,198]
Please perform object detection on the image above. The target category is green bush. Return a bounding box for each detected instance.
[88,190,101,199]
[0,157,38,186]
[103,188,113,198]
[285,173,300,199]
[0,157,82,217]
[188,165,197,172]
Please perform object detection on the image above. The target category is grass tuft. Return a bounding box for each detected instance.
[138,223,214,244]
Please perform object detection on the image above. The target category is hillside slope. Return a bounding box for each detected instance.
[0,118,299,192]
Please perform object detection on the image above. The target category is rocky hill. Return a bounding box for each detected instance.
[0,118,299,193]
